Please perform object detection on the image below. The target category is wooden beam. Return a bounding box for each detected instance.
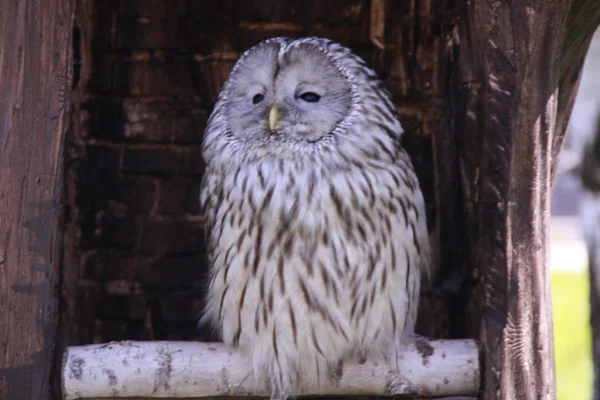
[61,339,480,399]
[449,1,599,399]
[0,0,74,398]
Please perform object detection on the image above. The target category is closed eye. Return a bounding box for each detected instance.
[252,93,265,104]
[299,92,321,103]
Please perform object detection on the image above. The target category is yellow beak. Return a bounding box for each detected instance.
[269,107,280,131]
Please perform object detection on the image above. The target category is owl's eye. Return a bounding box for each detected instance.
[252,94,265,104]
[299,92,321,103]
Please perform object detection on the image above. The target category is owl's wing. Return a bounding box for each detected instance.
[394,148,431,280]
[200,167,222,246]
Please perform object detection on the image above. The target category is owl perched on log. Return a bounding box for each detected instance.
[200,37,430,399]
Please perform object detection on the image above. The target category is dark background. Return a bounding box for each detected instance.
[60,0,458,350]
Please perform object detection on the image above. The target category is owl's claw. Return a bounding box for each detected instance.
[269,387,282,400]
[328,360,344,385]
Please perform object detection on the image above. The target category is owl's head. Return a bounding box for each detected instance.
[203,37,402,164]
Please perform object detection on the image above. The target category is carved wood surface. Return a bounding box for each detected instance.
[0,0,75,399]
[448,1,599,399]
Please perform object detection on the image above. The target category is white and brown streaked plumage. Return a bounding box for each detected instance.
[200,37,430,399]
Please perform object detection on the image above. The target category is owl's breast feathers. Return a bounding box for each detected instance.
[203,152,428,324]
[201,148,429,398]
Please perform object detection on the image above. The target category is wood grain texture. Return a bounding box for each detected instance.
[0,0,74,399]
[447,1,599,399]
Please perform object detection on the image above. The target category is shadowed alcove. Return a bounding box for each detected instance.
[61,0,453,351]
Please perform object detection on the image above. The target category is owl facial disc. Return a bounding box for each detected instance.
[222,37,353,145]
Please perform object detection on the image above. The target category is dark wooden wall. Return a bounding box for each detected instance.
[60,0,456,349]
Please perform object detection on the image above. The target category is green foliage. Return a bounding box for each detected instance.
[553,272,593,400]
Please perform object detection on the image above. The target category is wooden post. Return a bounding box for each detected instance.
[0,1,74,399]
[448,1,599,399]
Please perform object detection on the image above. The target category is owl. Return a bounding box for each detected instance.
[200,37,430,399]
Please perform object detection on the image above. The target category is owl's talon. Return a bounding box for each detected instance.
[269,388,282,400]
[328,360,344,385]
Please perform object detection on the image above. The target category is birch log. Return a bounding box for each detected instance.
[62,339,479,398]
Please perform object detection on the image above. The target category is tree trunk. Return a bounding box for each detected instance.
[0,1,74,399]
[446,1,599,399]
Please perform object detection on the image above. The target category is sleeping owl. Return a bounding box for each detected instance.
[200,37,430,399]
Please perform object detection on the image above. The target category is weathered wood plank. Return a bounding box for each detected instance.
[0,0,74,398]
[449,0,599,398]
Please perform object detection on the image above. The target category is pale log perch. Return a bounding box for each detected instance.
[62,339,479,398]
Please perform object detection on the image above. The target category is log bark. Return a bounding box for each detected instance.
[449,1,599,399]
[61,339,479,399]
[0,0,74,399]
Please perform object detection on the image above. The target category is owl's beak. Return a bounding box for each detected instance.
[268,107,280,132]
